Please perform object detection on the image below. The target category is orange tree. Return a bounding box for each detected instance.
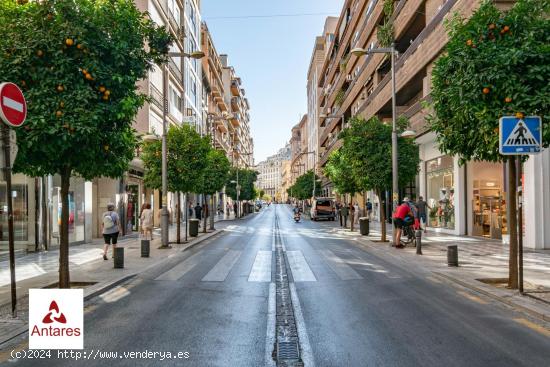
[339,116,419,241]
[0,0,172,287]
[141,125,211,242]
[430,0,549,288]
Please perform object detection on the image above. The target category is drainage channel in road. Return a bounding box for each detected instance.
[272,212,304,367]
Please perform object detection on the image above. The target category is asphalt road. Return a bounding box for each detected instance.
[8,204,550,366]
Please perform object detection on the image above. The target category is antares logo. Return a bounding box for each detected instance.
[29,289,83,349]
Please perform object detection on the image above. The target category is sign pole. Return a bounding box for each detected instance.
[2,124,16,317]
[517,157,524,294]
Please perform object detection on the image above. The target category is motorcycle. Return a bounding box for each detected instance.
[294,212,301,223]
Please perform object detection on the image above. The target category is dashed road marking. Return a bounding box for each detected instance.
[202,250,241,282]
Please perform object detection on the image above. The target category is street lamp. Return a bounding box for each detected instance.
[157,50,205,248]
[351,45,400,243]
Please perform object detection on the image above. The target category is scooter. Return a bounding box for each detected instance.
[294,212,301,223]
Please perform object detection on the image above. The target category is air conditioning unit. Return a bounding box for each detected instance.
[346,74,353,82]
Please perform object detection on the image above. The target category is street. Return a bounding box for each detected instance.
[7,205,550,367]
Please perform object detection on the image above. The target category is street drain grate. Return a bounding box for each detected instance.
[272,213,303,367]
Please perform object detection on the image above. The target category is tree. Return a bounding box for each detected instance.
[197,149,230,232]
[226,168,258,216]
[429,0,550,288]
[0,0,171,287]
[142,124,210,243]
[340,116,419,241]
[288,170,321,201]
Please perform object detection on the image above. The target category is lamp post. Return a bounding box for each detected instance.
[153,51,205,248]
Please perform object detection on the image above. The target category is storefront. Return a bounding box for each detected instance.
[426,155,455,230]
[467,162,507,239]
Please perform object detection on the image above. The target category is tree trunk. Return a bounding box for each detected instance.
[59,170,71,288]
[507,157,518,289]
[176,192,181,244]
[350,193,354,232]
[203,194,207,233]
[41,177,48,251]
[378,190,387,242]
[210,194,215,230]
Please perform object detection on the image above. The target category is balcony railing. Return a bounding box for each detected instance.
[169,59,182,82]
[149,84,163,110]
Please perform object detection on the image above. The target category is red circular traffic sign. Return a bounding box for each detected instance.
[0,82,27,127]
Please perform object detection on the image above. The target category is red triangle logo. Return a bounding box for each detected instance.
[42,300,67,324]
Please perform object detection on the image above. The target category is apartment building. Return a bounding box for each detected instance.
[201,23,232,156]
[279,160,292,203]
[290,115,309,185]
[220,55,254,169]
[306,18,338,188]
[315,0,549,249]
[256,144,291,199]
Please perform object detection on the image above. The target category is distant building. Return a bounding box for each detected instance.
[256,144,291,199]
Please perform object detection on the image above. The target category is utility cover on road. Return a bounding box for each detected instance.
[499,116,542,155]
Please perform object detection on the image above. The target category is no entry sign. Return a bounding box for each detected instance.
[0,82,27,127]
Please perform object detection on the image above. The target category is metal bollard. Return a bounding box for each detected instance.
[415,230,422,255]
[141,239,150,258]
[113,247,124,268]
[447,245,458,266]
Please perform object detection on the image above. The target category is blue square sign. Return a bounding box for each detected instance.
[499,116,542,155]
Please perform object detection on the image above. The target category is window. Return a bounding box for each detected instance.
[168,0,180,25]
[169,85,183,120]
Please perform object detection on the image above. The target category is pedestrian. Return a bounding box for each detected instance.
[188,202,194,219]
[101,203,122,260]
[140,203,153,240]
[416,196,430,233]
[366,199,373,220]
[336,201,342,225]
[233,202,238,218]
[341,204,348,228]
[393,199,412,249]
[353,202,360,225]
[194,203,202,220]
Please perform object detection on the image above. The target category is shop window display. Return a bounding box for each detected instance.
[426,156,455,230]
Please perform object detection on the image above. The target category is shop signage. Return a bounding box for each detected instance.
[499,116,542,155]
[0,82,27,127]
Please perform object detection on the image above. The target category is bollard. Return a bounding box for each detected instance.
[141,239,150,258]
[189,219,199,237]
[415,230,422,255]
[359,217,369,236]
[447,245,458,266]
[113,247,124,268]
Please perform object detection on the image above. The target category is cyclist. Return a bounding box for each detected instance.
[393,198,412,248]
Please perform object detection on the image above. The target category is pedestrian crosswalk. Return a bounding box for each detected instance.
[155,247,387,284]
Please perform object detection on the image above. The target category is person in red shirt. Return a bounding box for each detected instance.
[393,198,412,248]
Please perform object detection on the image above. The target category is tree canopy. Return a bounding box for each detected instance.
[197,148,231,195]
[324,149,360,196]
[225,168,258,201]
[287,170,321,200]
[429,0,550,163]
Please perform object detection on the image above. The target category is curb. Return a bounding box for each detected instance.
[432,272,550,323]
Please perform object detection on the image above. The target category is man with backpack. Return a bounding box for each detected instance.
[102,203,122,260]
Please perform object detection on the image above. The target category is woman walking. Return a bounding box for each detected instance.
[102,203,122,260]
[140,203,153,240]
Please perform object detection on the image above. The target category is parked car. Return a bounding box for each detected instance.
[311,198,336,221]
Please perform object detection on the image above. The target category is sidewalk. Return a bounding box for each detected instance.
[0,214,239,347]
[329,218,550,322]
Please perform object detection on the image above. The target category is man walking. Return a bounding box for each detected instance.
[194,203,202,226]
[366,199,373,220]
[416,196,429,233]
[341,204,349,229]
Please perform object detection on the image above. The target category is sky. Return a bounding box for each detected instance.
[201,0,343,163]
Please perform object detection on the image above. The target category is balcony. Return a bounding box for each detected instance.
[168,59,182,82]
[149,84,163,110]
[230,112,241,128]
[231,97,241,112]
[230,80,240,96]
[214,118,228,133]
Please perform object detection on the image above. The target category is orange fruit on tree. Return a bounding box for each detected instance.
[56,111,63,118]
[488,23,496,30]
[505,97,512,103]
[482,87,490,94]
[77,44,83,50]
[104,90,110,96]
[57,85,64,92]
[85,73,93,81]
[59,101,65,108]
[104,145,110,151]
[503,25,510,32]
[102,95,109,101]
[99,86,106,93]
[466,39,473,46]
[65,38,74,46]
[81,69,87,75]
[36,50,43,57]
[515,112,524,119]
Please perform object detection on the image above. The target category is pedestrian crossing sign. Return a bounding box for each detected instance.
[499,116,542,155]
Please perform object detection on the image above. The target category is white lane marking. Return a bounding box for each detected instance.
[290,283,315,367]
[155,253,201,281]
[3,96,24,112]
[248,250,272,282]
[319,250,363,280]
[286,251,316,282]
[201,250,241,282]
[271,232,275,251]
[265,282,276,367]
